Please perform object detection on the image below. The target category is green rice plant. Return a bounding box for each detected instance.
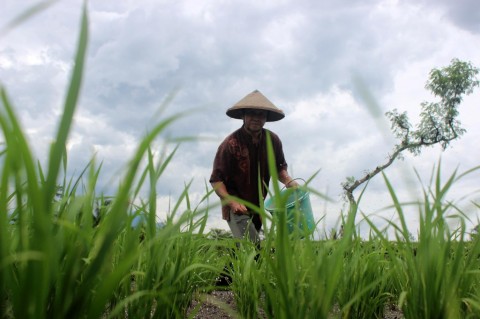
[380,163,480,319]
[228,239,263,319]
[121,187,220,319]
[460,236,480,316]
[254,220,360,319]
[336,238,393,319]
[0,2,89,313]
[1,3,222,319]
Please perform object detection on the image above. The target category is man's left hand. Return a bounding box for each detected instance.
[286,180,299,188]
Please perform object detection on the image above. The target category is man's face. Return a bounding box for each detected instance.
[243,109,267,134]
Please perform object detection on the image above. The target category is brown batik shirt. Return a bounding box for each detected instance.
[210,126,288,221]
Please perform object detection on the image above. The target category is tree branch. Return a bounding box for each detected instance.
[342,59,479,209]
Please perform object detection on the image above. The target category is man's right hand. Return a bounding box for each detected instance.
[229,201,248,215]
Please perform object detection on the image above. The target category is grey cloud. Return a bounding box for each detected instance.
[414,0,480,34]
[81,0,417,137]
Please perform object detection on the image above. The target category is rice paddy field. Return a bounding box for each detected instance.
[2,4,480,319]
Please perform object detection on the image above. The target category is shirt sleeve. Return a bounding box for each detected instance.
[270,131,288,172]
[210,138,234,221]
[209,139,229,184]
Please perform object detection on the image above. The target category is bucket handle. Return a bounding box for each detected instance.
[284,177,306,189]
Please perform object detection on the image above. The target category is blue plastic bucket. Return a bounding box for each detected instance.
[264,187,315,236]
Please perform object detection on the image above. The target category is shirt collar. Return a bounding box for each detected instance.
[240,125,264,142]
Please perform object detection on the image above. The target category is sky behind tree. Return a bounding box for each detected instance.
[2,0,480,237]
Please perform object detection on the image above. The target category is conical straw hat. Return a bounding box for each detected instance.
[226,90,285,122]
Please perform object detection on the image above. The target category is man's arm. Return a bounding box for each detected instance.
[278,169,299,188]
[211,182,248,219]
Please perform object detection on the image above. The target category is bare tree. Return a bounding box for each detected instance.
[342,59,479,207]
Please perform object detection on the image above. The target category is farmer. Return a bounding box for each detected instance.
[210,89,298,245]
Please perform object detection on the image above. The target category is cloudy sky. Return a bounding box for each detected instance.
[2,0,480,238]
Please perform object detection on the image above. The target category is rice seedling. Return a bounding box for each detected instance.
[228,239,263,319]
[335,238,393,319]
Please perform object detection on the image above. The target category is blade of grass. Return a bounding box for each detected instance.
[0,0,59,37]
[44,2,88,212]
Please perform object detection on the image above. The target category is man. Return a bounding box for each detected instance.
[210,89,298,244]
